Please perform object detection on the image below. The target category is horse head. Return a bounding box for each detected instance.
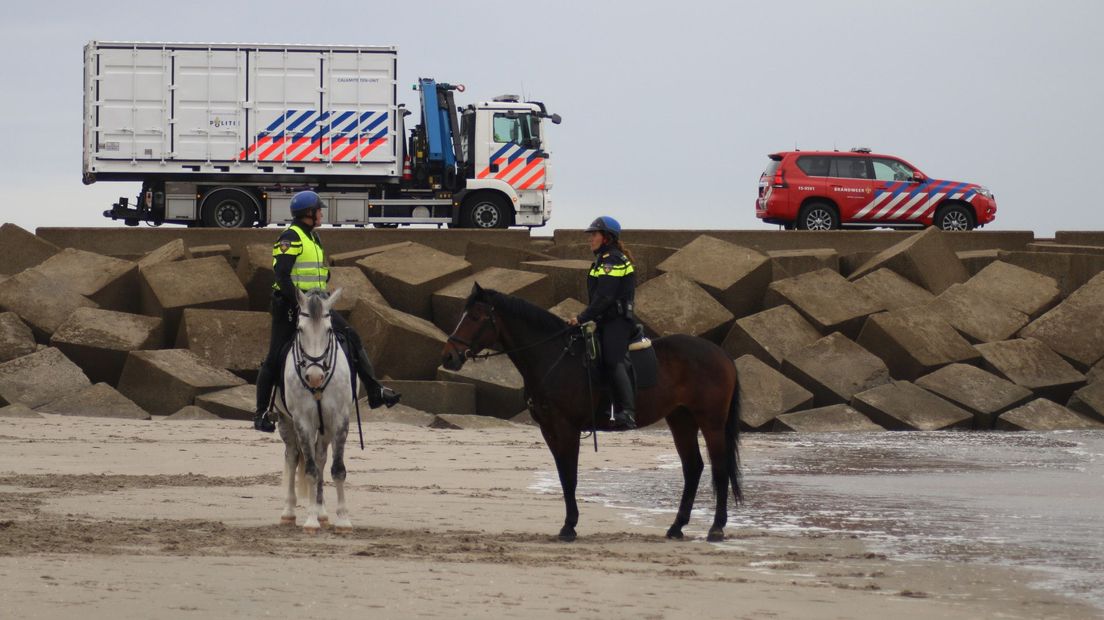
[294,288,343,388]
[441,282,500,370]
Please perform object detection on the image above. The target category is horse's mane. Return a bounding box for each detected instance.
[475,288,567,334]
[305,290,327,323]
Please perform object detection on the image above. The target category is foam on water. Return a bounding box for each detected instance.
[529,430,1104,610]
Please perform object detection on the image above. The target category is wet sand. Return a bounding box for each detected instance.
[0,414,1096,619]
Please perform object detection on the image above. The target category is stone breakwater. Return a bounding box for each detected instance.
[2,223,1104,433]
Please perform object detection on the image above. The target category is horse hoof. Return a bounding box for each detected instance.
[279,516,296,526]
[303,525,321,535]
[666,527,684,540]
[334,526,353,535]
[557,528,577,543]
[707,528,725,542]
[318,515,330,525]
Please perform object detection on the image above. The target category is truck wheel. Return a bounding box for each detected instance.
[462,194,510,229]
[796,202,839,230]
[934,204,975,231]
[201,189,257,228]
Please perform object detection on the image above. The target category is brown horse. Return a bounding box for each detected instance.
[441,284,741,542]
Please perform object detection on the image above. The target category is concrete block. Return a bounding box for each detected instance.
[1066,381,1104,424]
[1026,242,1104,255]
[464,241,557,273]
[856,311,979,380]
[0,312,36,363]
[1019,272,1104,369]
[996,250,1104,297]
[175,309,268,382]
[356,242,472,319]
[430,414,518,430]
[852,268,935,311]
[0,223,60,275]
[1089,359,1104,384]
[324,266,388,316]
[851,381,974,431]
[37,383,150,420]
[0,347,91,408]
[234,243,275,311]
[517,259,592,303]
[348,299,448,380]
[722,305,821,368]
[383,380,477,416]
[436,355,527,418]
[975,338,1086,402]
[635,273,734,342]
[30,248,139,312]
[0,403,44,419]
[188,243,233,262]
[329,241,414,267]
[765,269,884,338]
[194,384,254,421]
[657,235,771,317]
[548,298,587,322]
[773,404,885,433]
[735,355,814,430]
[927,283,1028,343]
[781,333,891,406]
[848,227,969,294]
[50,308,163,386]
[996,398,1104,431]
[139,256,249,345]
[431,267,554,333]
[767,248,839,281]
[915,363,1034,429]
[0,269,98,340]
[362,403,436,427]
[961,261,1061,318]
[956,249,1000,276]
[116,349,246,416]
[137,239,191,270]
[164,405,220,420]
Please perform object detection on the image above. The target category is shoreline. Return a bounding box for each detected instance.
[0,414,1097,619]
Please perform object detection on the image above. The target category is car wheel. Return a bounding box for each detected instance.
[201,189,256,228]
[796,202,839,230]
[935,205,975,231]
[462,194,510,229]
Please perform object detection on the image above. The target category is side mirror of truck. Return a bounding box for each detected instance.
[550,113,562,125]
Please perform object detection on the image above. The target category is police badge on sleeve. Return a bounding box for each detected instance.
[279,240,291,253]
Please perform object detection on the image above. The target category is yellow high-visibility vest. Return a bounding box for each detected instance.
[272,224,328,292]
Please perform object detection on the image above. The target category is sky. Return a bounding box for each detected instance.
[2,0,1102,236]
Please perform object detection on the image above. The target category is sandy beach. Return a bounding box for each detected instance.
[0,412,1096,620]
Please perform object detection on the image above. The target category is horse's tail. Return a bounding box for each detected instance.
[726,380,742,505]
[295,454,309,499]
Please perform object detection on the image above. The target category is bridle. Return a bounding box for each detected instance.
[292,309,338,432]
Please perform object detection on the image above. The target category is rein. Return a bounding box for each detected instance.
[447,306,577,360]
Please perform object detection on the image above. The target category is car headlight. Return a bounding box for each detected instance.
[973,186,994,199]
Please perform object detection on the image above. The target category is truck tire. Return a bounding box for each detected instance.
[462,194,510,229]
[201,189,257,228]
[796,202,839,230]
[934,204,975,231]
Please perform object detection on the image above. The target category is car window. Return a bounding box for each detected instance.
[796,156,831,177]
[830,157,871,180]
[761,159,781,180]
[492,113,535,145]
[872,158,916,182]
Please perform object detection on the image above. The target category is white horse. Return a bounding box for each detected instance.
[273,288,355,534]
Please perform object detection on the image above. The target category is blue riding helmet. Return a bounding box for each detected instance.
[289,190,327,214]
[585,216,621,239]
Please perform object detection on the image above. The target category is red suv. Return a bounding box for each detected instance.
[756,149,996,230]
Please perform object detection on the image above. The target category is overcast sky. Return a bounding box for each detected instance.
[2,0,1101,236]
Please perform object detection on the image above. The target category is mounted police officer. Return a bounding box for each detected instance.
[567,216,637,431]
[253,190,400,433]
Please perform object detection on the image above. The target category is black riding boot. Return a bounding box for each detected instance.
[253,364,276,433]
[610,362,637,431]
[355,347,401,409]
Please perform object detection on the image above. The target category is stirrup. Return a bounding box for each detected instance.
[253,410,276,433]
[611,410,636,431]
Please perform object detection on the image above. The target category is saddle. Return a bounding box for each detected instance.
[582,322,658,392]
